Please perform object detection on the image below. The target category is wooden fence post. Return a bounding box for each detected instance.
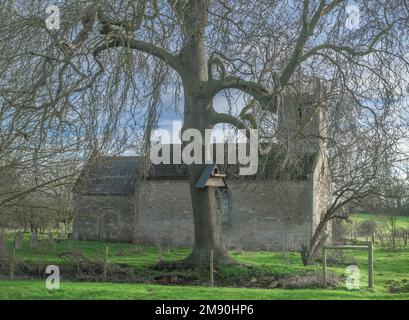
[368,242,374,289]
[9,246,16,279]
[322,248,327,287]
[103,243,108,282]
[209,249,214,287]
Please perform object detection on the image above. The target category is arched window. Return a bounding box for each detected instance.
[215,189,231,226]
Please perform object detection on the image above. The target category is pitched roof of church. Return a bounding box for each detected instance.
[73,147,317,195]
[73,156,138,195]
[72,156,187,195]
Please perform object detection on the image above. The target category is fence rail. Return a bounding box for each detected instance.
[322,242,374,288]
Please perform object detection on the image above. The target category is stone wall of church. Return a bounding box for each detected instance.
[73,170,331,251]
[225,180,311,251]
[135,180,194,246]
[135,179,313,251]
[72,194,136,242]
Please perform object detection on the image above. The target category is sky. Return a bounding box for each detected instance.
[154,90,248,145]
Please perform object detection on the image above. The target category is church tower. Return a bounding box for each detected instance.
[277,85,328,157]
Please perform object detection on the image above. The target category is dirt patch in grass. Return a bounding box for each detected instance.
[0,253,341,289]
[213,271,340,289]
[152,272,201,286]
[0,253,144,283]
[387,279,409,293]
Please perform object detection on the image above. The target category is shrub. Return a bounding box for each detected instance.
[357,220,377,238]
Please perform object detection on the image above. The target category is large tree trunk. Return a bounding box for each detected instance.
[176,92,234,267]
[168,0,234,267]
[185,167,234,265]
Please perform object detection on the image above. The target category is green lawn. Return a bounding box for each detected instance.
[1,214,409,300]
[351,213,409,229]
[1,280,409,300]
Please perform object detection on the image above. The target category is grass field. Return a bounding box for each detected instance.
[1,280,409,300]
[1,213,409,300]
[351,213,409,229]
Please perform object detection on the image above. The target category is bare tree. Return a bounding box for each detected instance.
[2,0,409,267]
[300,88,409,264]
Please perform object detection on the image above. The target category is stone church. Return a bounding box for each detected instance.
[72,97,332,251]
